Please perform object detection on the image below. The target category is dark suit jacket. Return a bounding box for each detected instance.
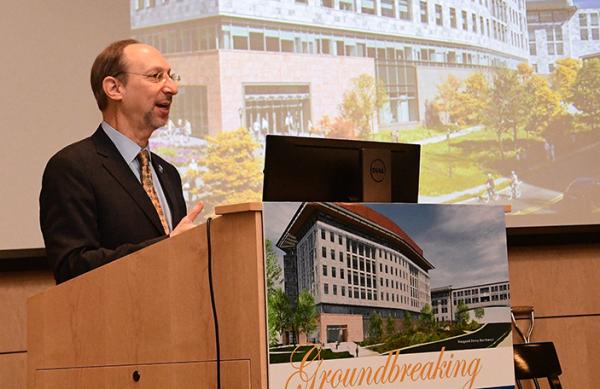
[40,126,187,284]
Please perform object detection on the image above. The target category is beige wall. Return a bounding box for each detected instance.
[508,243,600,389]
[0,1,130,250]
[0,271,54,387]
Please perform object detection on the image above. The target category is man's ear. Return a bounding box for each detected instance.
[102,76,124,103]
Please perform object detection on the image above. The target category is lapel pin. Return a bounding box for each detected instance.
[158,164,164,174]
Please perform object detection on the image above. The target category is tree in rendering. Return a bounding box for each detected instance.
[455,301,470,329]
[293,289,318,343]
[199,128,262,213]
[265,239,284,345]
[402,311,414,332]
[434,75,463,126]
[460,72,490,125]
[484,68,527,157]
[474,307,485,321]
[551,57,581,104]
[418,303,436,331]
[523,74,563,137]
[268,288,292,345]
[319,115,357,139]
[572,58,600,131]
[368,311,384,341]
[265,240,282,295]
[385,316,396,337]
[340,74,388,138]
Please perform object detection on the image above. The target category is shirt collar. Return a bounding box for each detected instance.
[101,121,150,164]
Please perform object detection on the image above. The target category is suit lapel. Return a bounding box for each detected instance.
[91,127,165,235]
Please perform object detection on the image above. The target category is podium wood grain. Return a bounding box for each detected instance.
[27,204,266,389]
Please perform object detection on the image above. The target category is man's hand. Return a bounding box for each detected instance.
[170,203,204,237]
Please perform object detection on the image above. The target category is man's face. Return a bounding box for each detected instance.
[119,44,178,131]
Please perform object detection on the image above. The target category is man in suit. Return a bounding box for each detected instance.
[40,39,203,284]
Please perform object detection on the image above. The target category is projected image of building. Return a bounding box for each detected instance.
[131,0,529,135]
[527,0,600,73]
[276,202,434,343]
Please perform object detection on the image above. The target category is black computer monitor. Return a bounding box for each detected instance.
[263,135,420,203]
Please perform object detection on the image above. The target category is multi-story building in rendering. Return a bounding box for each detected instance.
[131,0,529,136]
[276,202,434,343]
[527,0,600,73]
[431,280,511,323]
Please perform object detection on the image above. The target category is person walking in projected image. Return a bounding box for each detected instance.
[485,173,497,202]
[40,39,203,284]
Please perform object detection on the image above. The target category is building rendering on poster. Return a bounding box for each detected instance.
[262,202,514,388]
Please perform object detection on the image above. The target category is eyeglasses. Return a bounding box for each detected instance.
[114,70,181,83]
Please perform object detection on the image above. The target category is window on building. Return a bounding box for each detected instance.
[322,247,327,257]
[244,84,311,133]
[281,39,294,52]
[450,8,457,28]
[472,13,477,32]
[420,1,428,23]
[265,36,280,52]
[341,286,346,296]
[540,11,553,22]
[332,267,337,278]
[330,249,335,260]
[361,0,376,14]
[339,0,354,11]
[330,231,335,242]
[324,283,329,294]
[338,235,342,244]
[381,0,395,17]
[340,269,344,279]
[321,0,334,7]
[435,4,443,26]
[323,265,328,276]
[580,13,589,40]
[249,32,264,51]
[339,251,343,262]
[233,33,248,50]
[462,10,468,31]
[398,0,411,20]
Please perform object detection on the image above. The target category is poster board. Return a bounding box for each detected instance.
[263,202,514,389]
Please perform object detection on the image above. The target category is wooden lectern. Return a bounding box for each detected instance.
[27,203,267,388]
